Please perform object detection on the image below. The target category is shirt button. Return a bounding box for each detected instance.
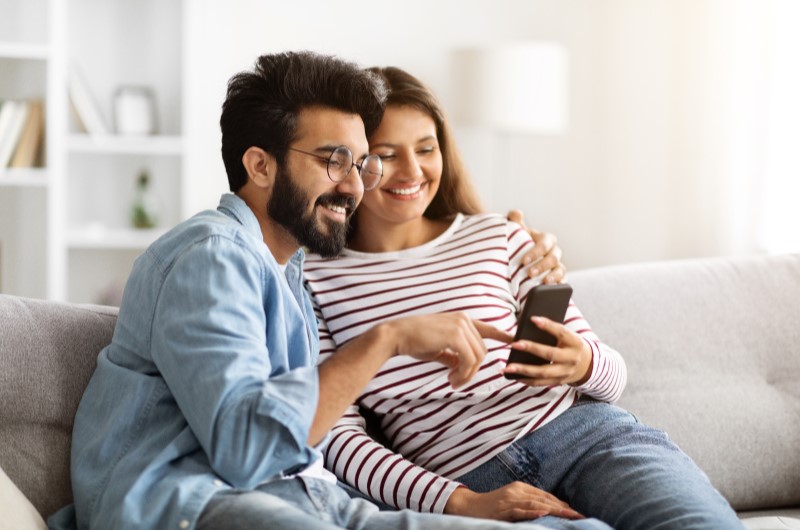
[213,479,223,487]
[178,520,190,529]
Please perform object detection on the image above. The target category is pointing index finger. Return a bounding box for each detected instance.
[472,319,514,343]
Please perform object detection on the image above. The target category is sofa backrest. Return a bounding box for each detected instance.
[0,295,118,519]
[569,254,800,512]
[2,254,799,518]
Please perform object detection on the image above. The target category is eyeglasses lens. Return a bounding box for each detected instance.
[360,155,383,190]
[327,147,351,182]
[327,146,383,190]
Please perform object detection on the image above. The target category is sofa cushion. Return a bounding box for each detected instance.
[0,464,46,530]
[0,295,118,518]
[569,254,800,512]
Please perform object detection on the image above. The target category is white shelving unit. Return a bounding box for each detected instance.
[0,0,62,300]
[0,0,187,303]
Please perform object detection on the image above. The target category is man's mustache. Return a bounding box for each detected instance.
[316,194,357,216]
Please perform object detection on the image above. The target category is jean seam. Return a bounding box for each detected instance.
[499,440,543,488]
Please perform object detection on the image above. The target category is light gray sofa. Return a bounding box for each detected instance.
[1,254,799,529]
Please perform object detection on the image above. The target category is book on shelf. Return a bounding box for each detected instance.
[68,64,110,136]
[0,100,31,168]
[9,100,45,168]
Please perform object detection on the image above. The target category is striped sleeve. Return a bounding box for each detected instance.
[506,220,540,302]
[324,406,462,513]
[505,220,627,403]
[561,293,628,402]
[574,339,627,402]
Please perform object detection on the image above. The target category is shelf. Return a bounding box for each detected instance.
[67,226,168,249]
[0,168,48,187]
[2,0,186,302]
[67,134,184,155]
[0,42,50,60]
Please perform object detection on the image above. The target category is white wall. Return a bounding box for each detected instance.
[183,0,788,271]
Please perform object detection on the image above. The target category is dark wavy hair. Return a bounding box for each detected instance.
[220,51,388,192]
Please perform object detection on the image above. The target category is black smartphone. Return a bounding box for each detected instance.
[505,283,573,379]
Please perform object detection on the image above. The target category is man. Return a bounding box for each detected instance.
[49,51,605,530]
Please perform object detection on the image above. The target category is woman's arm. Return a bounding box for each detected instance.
[325,404,462,513]
[504,310,628,403]
[505,220,627,402]
[326,406,583,521]
[312,286,580,518]
[310,297,462,512]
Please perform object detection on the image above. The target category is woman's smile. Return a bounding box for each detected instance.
[381,181,428,199]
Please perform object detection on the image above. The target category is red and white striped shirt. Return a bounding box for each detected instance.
[304,213,626,514]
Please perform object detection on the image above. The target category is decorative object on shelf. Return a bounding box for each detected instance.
[130,169,158,229]
[68,64,111,136]
[114,86,157,135]
[9,99,45,168]
[0,99,31,167]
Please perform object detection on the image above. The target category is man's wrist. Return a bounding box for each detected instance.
[363,321,400,359]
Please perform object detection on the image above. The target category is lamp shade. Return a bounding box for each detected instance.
[450,43,569,134]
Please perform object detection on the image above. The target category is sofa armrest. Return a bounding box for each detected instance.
[0,295,118,519]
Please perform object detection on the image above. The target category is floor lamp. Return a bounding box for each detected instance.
[449,43,569,211]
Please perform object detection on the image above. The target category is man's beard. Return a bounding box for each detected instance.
[267,166,355,258]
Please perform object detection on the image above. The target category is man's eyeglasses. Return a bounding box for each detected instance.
[288,145,383,190]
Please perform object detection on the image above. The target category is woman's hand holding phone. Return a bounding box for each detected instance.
[503,316,593,387]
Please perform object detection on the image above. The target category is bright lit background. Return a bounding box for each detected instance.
[1,0,798,302]
[184,0,800,271]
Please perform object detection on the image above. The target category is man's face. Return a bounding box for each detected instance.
[267,106,368,258]
[267,164,355,258]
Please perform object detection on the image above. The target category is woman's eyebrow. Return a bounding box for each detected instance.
[371,136,437,149]
[370,142,397,149]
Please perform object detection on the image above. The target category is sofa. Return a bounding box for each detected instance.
[1,254,799,529]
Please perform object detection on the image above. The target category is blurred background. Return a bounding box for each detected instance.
[1,0,798,303]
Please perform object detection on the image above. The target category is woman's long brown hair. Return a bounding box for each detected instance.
[347,66,484,241]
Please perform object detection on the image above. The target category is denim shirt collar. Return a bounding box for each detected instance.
[217,193,306,278]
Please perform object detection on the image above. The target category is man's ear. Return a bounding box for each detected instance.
[242,146,278,189]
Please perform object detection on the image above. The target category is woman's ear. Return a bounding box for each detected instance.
[242,146,277,189]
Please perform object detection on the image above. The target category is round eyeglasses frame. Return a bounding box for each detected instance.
[287,145,383,190]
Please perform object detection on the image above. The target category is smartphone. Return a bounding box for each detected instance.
[505,283,573,379]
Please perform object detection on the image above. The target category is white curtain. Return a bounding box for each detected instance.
[723,0,800,255]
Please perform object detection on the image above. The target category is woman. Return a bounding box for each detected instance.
[303,67,743,530]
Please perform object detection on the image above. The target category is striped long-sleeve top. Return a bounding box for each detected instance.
[303,213,627,514]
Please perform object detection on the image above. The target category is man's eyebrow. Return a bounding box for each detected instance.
[312,144,339,153]
[313,143,370,162]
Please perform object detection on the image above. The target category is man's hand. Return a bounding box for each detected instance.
[507,210,566,284]
[381,313,514,388]
[312,314,512,445]
[444,482,584,522]
[503,316,593,386]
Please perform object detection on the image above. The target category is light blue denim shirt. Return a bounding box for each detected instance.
[49,194,321,530]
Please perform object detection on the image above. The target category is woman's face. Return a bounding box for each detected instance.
[359,105,443,227]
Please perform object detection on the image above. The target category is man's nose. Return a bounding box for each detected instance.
[336,164,364,201]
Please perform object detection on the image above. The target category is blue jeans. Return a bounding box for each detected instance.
[456,399,744,530]
[196,475,609,529]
